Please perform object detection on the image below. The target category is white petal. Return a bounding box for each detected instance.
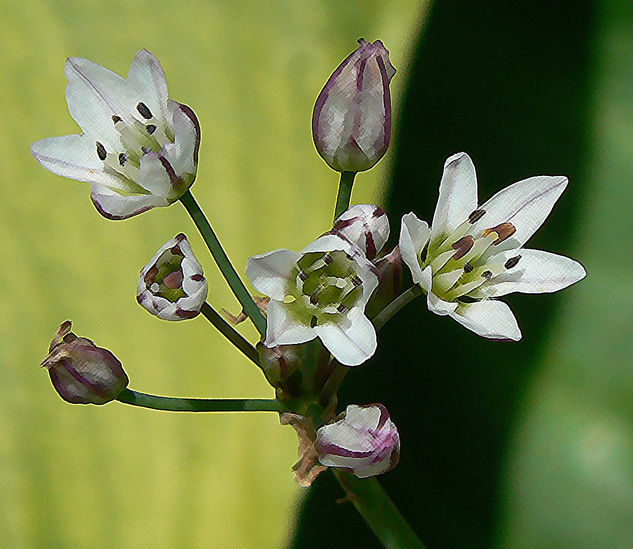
[246,249,301,301]
[301,234,353,254]
[398,213,430,286]
[31,134,124,187]
[470,249,586,298]
[450,300,522,341]
[264,300,315,347]
[127,50,169,123]
[429,152,478,249]
[314,307,377,366]
[427,291,458,316]
[473,175,568,248]
[162,102,199,178]
[65,56,134,145]
[345,404,383,432]
[137,151,175,198]
[90,186,168,220]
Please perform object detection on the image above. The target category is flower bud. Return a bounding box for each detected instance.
[256,343,302,386]
[137,234,208,320]
[315,403,400,478]
[312,39,396,173]
[331,204,390,260]
[42,321,129,404]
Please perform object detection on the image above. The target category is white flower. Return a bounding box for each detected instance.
[31,50,200,220]
[399,152,586,341]
[315,404,400,478]
[331,204,390,260]
[246,234,379,366]
[137,234,208,321]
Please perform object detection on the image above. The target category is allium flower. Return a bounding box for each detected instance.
[246,235,378,366]
[137,234,208,321]
[42,321,129,405]
[312,39,396,173]
[316,404,400,478]
[399,152,586,340]
[331,204,390,260]
[31,50,200,220]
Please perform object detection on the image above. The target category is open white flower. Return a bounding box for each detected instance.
[246,234,378,366]
[31,50,200,220]
[137,234,208,321]
[399,152,586,341]
[315,404,400,478]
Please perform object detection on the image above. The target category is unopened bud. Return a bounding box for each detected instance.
[312,39,396,173]
[315,403,400,478]
[256,343,302,386]
[137,234,208,320]
[42,321,128,405]
[331,204,390,260]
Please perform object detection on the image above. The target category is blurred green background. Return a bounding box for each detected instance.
[2,1,633,548]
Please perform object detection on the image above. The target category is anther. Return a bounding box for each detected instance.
[136,102,153,119]
[468,209,486,223]
[310,292,319,305]
[337,304,348,313]
[298,270,308,281]
[504,255,522,269]
[310,315,318,328]
[483,222,516,245]
[352,275,362,286]
[323,253,333,265]
[146,124,157,135]
[451,235,474,260]
[112,115,122,124]
[481,270,493,279]
[463,262,474,273]
[96,141,107,161]
[118,153,127,166]
[141,146,150,154]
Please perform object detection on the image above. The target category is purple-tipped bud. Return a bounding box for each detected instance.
[315,403,400,478]
[42,321,128,405]
[331,204,390,260]
[137,234,208,321]
[312,39,396,173]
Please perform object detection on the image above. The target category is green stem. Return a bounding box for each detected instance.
[372,285,423,331]
[116,389,282,412]
[179,190,267,338]
[333,171,357,220]
[333,470,427,549]
[200,302,259,366]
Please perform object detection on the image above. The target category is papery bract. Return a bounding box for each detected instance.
[31,50,200,220]
[137,233,208,321]
[246,234,378,366]
[316,404,400,478]
[312,39,395,173]
[399,152,586,340]
[42,321,128,405]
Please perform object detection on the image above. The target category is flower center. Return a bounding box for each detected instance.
[94,102,175,190]
[144,245,186,302]
[284,250,363,326]
[420,210,521,301]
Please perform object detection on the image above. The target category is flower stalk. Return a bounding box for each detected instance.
[372,285,423,331]
[333,470,426,549]
[116,388,282,412]
[333,171,356,220]
[200,302,260,365]
[179,190,267,337]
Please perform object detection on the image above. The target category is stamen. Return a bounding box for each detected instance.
[468,209,486,223]
[482,222,516,245]
[323,253,333,265]
[298,270,308,281]
[146,124,157,135]
[310,292,319,305]
[112,115,122,124]
[481,270,493,280]
[504,255,522,269]
[141,146,150,155]
[96,141,107,161]
[463,262,473,273]
[136,102,153,119]
[352,275,362,287]
[451,235,474,260]
[310,315,318,328]
[337,304,348,313]
[118,153,127,166]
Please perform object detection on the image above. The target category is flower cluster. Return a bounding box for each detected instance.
[32,40,585,487]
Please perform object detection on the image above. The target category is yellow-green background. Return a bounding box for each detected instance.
[0,1,423,547]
